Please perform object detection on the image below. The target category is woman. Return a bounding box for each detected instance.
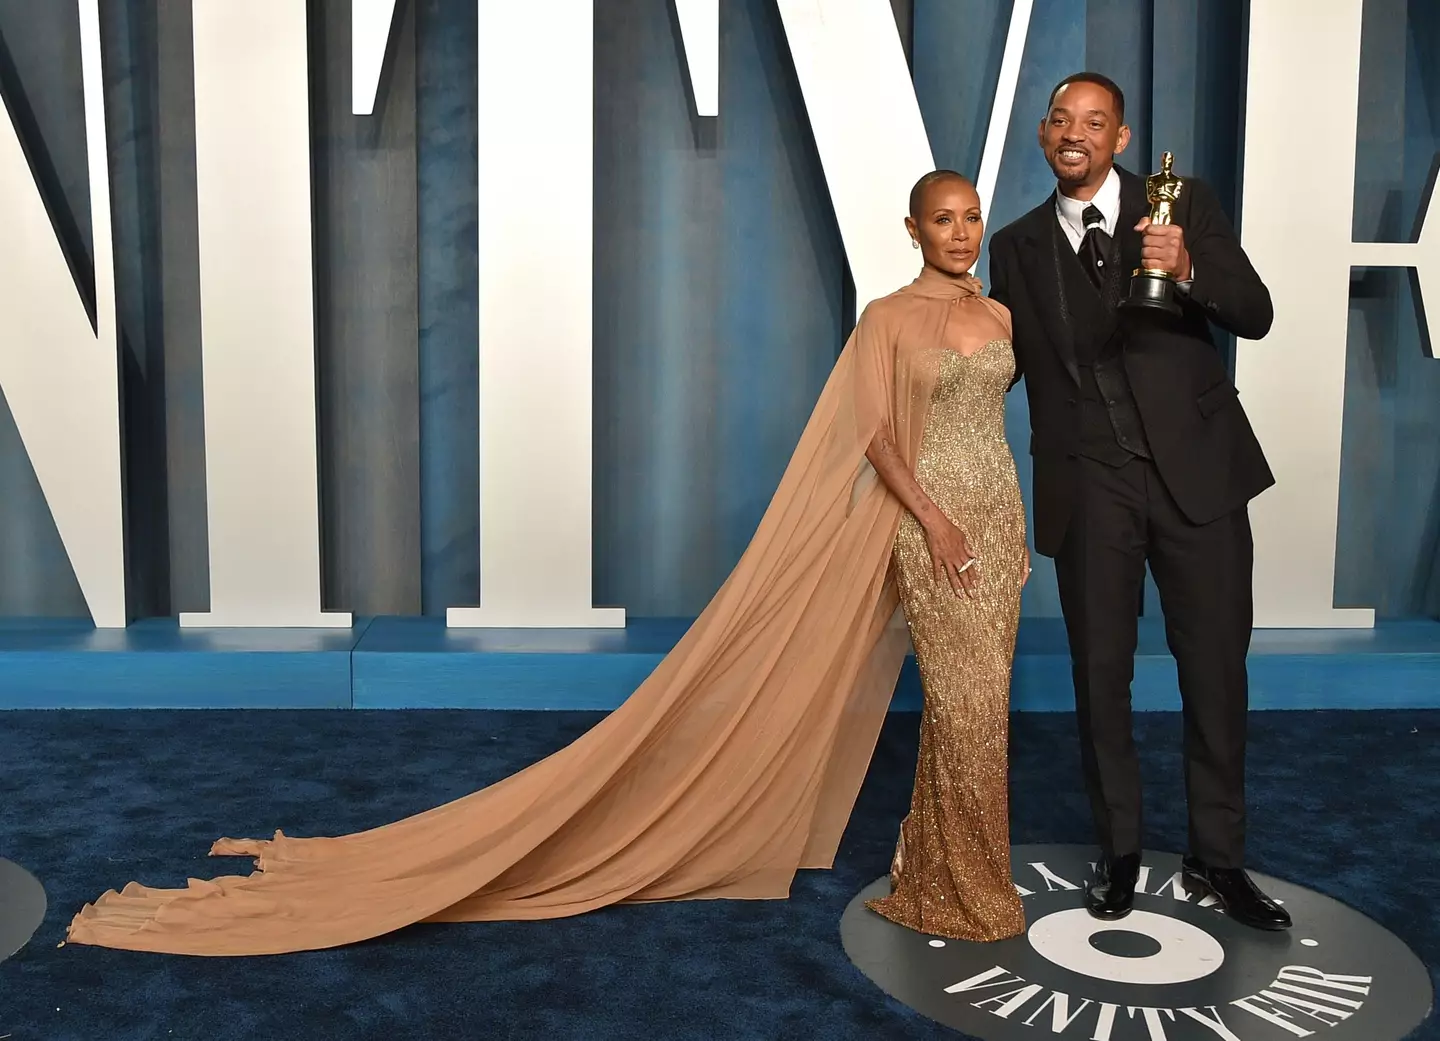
[68,172,1027,955]
[862,171,1028,942]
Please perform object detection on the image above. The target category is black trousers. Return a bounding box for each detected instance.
[1054,455,1253,869]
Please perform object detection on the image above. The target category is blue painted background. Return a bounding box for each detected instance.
[0,0,1436,622]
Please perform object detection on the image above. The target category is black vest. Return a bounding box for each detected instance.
[1054,221,1152,465]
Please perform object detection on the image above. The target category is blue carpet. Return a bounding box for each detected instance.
[0,709,1436,1040]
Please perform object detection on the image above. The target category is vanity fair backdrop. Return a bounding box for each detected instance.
[0,0,1435,625]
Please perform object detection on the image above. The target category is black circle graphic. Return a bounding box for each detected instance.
[1089,930,1162,959]
[0,858,46,963]
[841,845,1433,1041]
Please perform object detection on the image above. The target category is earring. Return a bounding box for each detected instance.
[911,239,919,249]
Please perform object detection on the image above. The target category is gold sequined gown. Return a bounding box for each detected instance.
[865,337,1028,942]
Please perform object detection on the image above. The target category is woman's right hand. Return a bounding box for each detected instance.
[924,514,980,598]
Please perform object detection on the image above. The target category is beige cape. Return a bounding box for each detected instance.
[67,269,1005,955]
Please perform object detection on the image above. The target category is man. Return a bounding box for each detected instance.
[987,72,1288,930]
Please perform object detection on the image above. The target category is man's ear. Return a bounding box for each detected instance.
[1115,124,1131,156]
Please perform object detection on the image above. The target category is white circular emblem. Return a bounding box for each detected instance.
[842,847,1434,1041]
[1026,908,1225,985]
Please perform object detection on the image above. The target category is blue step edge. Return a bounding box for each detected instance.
[1,616,1438,711]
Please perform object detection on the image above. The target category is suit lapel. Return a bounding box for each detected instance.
[1013,169,1147,385]
[1016,197,1080,385]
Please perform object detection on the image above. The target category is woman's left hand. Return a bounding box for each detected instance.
[1022,552,1033,587]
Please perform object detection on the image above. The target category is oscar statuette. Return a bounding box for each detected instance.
[1121,151,1185,315]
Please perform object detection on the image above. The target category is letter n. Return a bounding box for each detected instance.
[0,0,125,626]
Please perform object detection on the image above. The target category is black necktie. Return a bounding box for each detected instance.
[1078,204,1111,292]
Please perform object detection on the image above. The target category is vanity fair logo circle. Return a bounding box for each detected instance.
[840,845,1433,1041]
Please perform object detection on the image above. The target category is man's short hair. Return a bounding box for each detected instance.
[1047,72,1125,123]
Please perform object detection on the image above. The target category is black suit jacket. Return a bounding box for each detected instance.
[988,165,1276,557]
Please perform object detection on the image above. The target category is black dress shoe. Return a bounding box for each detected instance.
[1086,852,1141,920]
[1181,856,1292,931]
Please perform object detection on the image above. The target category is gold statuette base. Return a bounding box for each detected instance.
[1120,266,1181,316]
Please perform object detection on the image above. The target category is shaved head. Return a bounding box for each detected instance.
[909,169,973,219]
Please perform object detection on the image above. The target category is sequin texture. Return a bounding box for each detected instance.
[865,339,1027,942]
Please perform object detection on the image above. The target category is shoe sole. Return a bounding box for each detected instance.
[1084,904,1132,921]
[1180,870,1291,931]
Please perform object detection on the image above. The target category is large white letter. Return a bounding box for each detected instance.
[447,2,623,628]
[775,0,934,312]
[0,0,125,627]
[180,1,349,628]
[974,0,1033,230]
[1351,174,1440,358]
[352,0,399,116]
[776,0,1031,302]
[673,0,719,117]
[1238,0,1439,627]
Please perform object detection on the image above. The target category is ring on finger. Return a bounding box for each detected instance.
[956,558,977,574]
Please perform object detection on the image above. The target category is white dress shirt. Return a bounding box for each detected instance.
[1055,167,1121,252]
